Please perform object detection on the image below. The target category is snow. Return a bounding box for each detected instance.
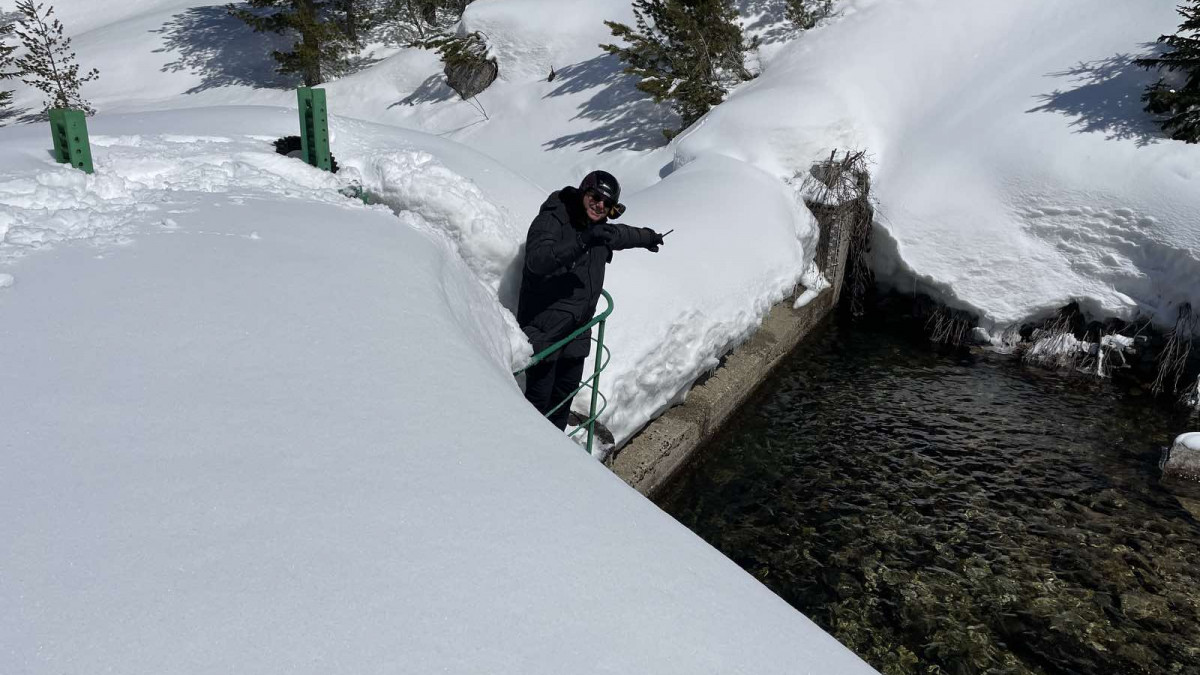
[1179,433,1200,453]
[0,109,874,673]
[13,0,1199,336]
[677,0,1200,330]
[4,0,1199,669]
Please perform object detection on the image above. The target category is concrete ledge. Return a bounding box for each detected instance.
[606,186,859,498]
[608,286,837,498]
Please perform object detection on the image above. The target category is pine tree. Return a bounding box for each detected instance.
[228,0,350,86]
[378,0,474,46]
[1136,2,1200,143]
[601,0,755,139]
[379,0,441,44]
[1,19,17,115]
[785,0,831,30]
[336,0,363,47]
[12,1,99,115]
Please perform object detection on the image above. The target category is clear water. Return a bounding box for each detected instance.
[661,317,1200,675]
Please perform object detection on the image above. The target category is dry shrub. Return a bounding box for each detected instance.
[925,305,974,347]
[1022,311,1082,371]
[802,149,874,317]
[1153,303,1197,397]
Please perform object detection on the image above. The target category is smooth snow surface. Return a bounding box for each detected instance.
[0,110,875,674]
[679,0,1200,328]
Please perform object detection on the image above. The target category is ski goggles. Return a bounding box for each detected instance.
[584,189,617,209]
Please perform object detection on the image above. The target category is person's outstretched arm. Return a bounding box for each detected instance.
[603,223,665,252]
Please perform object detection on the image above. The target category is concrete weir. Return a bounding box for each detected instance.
[608,201,856,498]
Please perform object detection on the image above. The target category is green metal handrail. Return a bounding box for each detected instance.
[515,290,613,454]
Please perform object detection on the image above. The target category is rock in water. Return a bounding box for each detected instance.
[1164,432,1200,481]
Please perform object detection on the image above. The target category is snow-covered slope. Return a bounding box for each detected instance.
[20,0,1196,331]
[678,0,1200,329]
[0,109,876,673]
[5,0,833,443]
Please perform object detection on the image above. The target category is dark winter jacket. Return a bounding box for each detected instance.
[517,186,659,359]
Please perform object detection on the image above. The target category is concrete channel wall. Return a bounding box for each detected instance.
[608,204,854,498]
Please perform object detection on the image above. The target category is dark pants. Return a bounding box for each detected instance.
[523,356,586,431]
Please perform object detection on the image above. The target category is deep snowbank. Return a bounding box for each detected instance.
[678,0,1200,330]
[0,109,876,673]
[597,154,821,439]
[6,0,837,446]
[20,0,1198,335]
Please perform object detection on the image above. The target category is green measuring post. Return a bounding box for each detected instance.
[296,87,332,172]
[49,108,94,174]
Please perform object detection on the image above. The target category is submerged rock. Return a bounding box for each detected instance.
[1163,432,1200,481]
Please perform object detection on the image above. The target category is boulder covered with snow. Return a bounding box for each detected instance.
[442,32,499,100]
[1164,433,1200,482]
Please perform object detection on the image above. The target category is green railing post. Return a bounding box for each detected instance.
[49,108,94,174]
[586,318,606,452]
[297,87,332,172]
[515,290,614,455]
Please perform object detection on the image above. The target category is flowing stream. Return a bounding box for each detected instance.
[661,316,1200,675]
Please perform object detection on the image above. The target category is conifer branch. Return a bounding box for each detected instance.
[12,0,98,115]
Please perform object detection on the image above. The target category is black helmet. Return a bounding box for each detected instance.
[579,170,620,206]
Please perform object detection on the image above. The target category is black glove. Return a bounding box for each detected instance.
[643,228,665,253]
[581,224,616,248]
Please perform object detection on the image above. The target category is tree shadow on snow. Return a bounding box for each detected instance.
[0,103,36,127]
[151,5,297,93]
[735,0,800,46]
[392,74,457,107]
[542,53,673,153]
[1027,47,1167,147]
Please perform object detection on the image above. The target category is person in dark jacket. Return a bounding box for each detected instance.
[518,170,665,430]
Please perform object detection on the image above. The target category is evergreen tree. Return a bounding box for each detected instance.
[1136,2,1200,143]
[377,0,474,46]
[0,19,16,115]
[379,0,441,44]
[228,0,349,86]
[785,0,831,30]
[601,0,755,139]
[336,0,364,47]
[12,0,98,115]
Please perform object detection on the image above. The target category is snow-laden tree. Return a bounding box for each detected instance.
[0,19,16,116]
[602,0,756,139]
[228,0,350,86]
[1137,1,1200,143]
[376,0,475,46]
[785,0,831,30]
[333,0,369,47]
[12,0,98,115]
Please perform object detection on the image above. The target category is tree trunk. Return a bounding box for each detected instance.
[341,0,359,47]
[419,0,437,26]
[299,0,323,85]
